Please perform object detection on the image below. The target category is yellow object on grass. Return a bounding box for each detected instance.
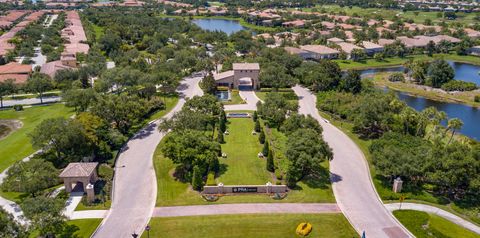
[296,222,312,236]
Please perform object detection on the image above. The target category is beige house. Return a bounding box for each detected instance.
[59,162,98,202]
[214,63,260,89]
[299,45,340,60]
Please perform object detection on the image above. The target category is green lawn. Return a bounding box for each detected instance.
[0,104,73,173]
[65,219,102,238]
[143,214,358,238]
[393,210,480,238]
[155,117,334,206]
[218,118,270,184]
[146,96,179,121]
[221,90,245,105]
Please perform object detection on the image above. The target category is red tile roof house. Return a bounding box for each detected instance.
[282,19,306,28]
[362,41,384,56]
[41,11,89,78]
[299,45,340,60]
[336,42,364,59]
[284,46,311,60]
[0,62,32,84]
[465,28,480,39]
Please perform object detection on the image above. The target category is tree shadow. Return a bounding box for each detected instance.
[301,166,331,189]
[58,224,80,238]
[216,163,229,178]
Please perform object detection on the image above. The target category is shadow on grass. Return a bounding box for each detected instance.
[216,163,229,178]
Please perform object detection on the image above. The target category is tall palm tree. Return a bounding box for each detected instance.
[446,118,463,145]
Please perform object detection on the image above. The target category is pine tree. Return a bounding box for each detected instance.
[266,150,275,172]
[262,141,269,157]
[192,166,203,191]
[255,119,261,132]
[259,130,265,144]
[219,117,226,133]
[217,131,224,144]
[253,111,258,122]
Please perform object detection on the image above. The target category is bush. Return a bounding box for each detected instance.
[474,95,480,103]
[266,150,275,172]
[282,92,298,100]
[260,88,294,92]
[388,72,405,82]
[192,166,203,191]
[258,130,265,144]
[275,170,283,180]
[13,105,23,111]
[441,80,478,91]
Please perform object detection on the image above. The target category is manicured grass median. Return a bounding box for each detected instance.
[0,104,73,172]
[143,214,358,238]
[154,117,334,206]
[66,219,102,238]
[393,210,480,238]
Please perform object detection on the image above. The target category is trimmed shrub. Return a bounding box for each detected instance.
[260,88,294,92]
[388,72,405,82]
[258,130,265,144]
[262,141,269,157]
[474,95,480,103]
[217,131,224,144]
[254,119,261,132]
[192,166,203,191]
[252,111,258,122]
[266,150,275,172]
[441,80,478,91]
[13,105,23,111]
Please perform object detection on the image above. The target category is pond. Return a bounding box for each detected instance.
[395,91,480,140]
[192,19,250,35]
[359,61,480,85]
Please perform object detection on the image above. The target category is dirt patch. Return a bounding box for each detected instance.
[0,120,23,140]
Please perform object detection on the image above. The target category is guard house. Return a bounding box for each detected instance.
[214,63,260,90]
[59,162,98,202]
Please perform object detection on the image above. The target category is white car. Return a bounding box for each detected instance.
[323,119,330,124]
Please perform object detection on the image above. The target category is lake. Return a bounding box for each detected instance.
[359,61,480,85]
[192,19,250,35]
[361,61,480,140]
[395,91,480,140]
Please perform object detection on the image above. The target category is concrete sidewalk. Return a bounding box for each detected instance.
[70,210,108,220]
[385,202,480,234]
[152,203,340,217]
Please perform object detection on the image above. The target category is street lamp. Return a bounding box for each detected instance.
[145,225,151,238]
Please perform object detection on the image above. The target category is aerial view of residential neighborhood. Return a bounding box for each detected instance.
[2,0,480,237]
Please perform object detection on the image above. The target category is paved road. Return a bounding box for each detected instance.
[2,96,60,107]
[224,89,261,111]
[386,203,480,234]
[292,85,412,238]
[152,203,340,217]
[93,76,203,238]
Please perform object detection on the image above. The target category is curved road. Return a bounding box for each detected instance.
[93,76,203,238]
[292,85,412,238]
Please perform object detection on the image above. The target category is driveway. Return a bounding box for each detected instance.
[223,89,260,111]
[92,76,203,238]
[292,85,412,238]
[2,96,60,107]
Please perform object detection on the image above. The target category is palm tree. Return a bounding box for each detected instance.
[446,118,463,145]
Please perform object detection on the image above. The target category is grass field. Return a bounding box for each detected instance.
[393,210,480,238]
[154,117,334,206]
[65,219,102,238]
[221,90,245,105]
[146,96,179,121]
[0,104,73,173]
[143,214,358,238]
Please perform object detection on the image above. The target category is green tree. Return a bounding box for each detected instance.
[258,130,265,144]
[0,78,16,108]
[252,111,258,121]
[262,141,269,157]
[266,150,275,172]
[341,70,362,94]
[63,88,97,113]
[2,159,58,197]
[446,118,463,145]
[192,165,203,191]
[285,129,332,186]
[30,118,93,167]
[200,74,216,95]
[0,207,28,238]
[254,119,261,132]
[21,197,66,237]
[427,59,454,88]
[217,130,224,144]
[426,40,436,56]
[26,73,53,104]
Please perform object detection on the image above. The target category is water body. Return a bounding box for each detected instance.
[395,91,480,140]
[360,61,480,140]
[192,19,250,35]
[359,61,480,85]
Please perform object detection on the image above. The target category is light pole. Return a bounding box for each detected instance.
[145,225,151,238]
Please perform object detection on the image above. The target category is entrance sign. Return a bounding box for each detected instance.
[233,187,258,193]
